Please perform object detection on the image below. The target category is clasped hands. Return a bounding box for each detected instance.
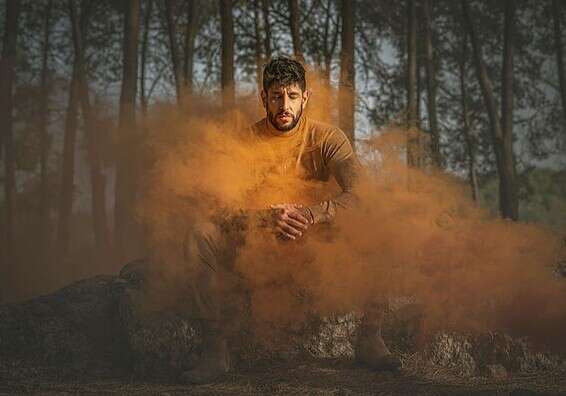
[269,203,313,241]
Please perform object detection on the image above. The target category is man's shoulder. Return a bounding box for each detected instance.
[307,118,339,133]
[306,118,349,144]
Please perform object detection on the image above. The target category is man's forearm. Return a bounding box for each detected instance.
[306,155,361,225]
[306,190,359,225]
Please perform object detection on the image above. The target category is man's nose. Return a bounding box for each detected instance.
[281,94,290,110]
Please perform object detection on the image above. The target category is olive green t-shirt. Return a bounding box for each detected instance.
[250,115,361,224]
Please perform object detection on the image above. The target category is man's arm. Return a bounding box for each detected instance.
[305,128,362,225]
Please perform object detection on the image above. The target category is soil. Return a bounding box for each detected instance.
[1,357,565,395]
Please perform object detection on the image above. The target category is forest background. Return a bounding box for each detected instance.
[0,0,565,302]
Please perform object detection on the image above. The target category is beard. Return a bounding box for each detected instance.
[267,105,303,132]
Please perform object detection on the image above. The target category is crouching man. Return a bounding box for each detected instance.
[182,57,400,384]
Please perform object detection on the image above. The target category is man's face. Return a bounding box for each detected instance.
[261,82,309,132]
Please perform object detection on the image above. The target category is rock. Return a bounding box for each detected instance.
[303,312,360,359]
[117,259,201,377]
[424,332,562,377]
[0,274,129,372]
[472,333,560,373]
[426,333,477,377]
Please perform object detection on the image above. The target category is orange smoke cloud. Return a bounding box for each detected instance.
[138,86,566,352]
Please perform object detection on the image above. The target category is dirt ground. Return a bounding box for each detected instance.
[1,358,565,395]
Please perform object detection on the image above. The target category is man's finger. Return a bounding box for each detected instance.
[275,226,296,240]
[277,221,303,237]
[281,216,308,230]
[287,210,310,225]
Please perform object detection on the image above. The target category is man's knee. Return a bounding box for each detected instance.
[184,221,223,266]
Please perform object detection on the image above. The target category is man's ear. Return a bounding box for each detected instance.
[302,89,310,108]
[261,90,267,108]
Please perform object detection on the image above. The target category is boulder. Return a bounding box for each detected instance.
[0,274,129,373]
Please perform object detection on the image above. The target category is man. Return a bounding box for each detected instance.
[182,57,400,384]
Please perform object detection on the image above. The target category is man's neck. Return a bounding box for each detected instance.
[265,115,306,138]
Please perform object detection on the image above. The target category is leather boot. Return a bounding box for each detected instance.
[181,321,230,384]
[355,307,401,371]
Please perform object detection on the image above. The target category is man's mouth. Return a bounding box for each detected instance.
[277,113,292,122]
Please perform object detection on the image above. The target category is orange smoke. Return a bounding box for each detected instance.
[138,86,566,352]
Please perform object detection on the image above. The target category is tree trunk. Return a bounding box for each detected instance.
[55,67,80,261]
[462,0,517,220]
[323,4,331,79]
[422,0,441,167]
[553,0,566,126]
[321,0,338,118]
[38,0,53,261]
[164,0,183,106]
[140,0,153,116]
[406,0,419,166]
[69,0,111,262]
[499,0,518,220]
[183,0,198,96]
[416,56,422,128]
[459,37,480,204]
[261,0,271,60]
[339,0,355,143]
[253,0,263,90]
[0,0,20,264]
[219,0,235,109]
[288,0,303,62]
[115,0,141,263]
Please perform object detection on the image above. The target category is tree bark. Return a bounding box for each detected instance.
[115,0,141,263]
[553,0,566,126]
[253,0,263,90]
[69,0,111,261]
[55,65,80,261]
[422,0,441,167]
[459,37,480,204]
[38,0,53,261]
[219,0,235,108]
[406,0,419,166]
[499,0,518,219]
[261,0,271,60]
[339,0,355,143]
[164,0,183,106]
[406,0,418,128]
[462,0,518,220]
[0,0,20,263]
[322,2,332,79]
[416,56,422,128]
[288,0,303,62]
[183,0,198,96]
[140,0,153,116]
[321,0,338,117]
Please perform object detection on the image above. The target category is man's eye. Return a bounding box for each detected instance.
[289,95,299,99]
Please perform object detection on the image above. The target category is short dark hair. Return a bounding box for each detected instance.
[262,57,306,93]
